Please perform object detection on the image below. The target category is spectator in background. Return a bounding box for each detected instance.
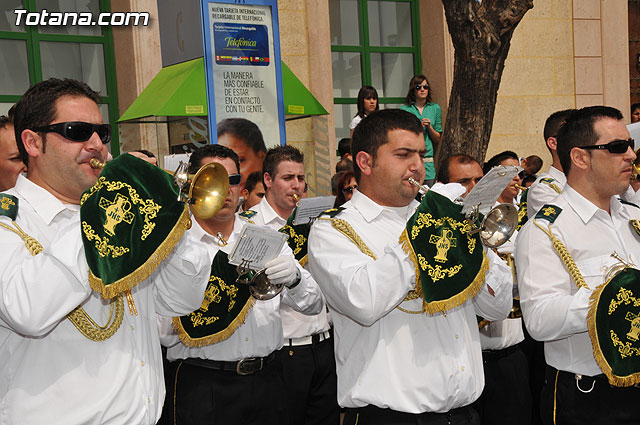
[217,118,266,188]
[331,171,345,196]
[241,170,266,211]
[127,149,157,166]
[349,86,379,138]
[336,138,353,172]
[400,75,442,186]
[631,102,640,123]
[334,170,356,207]
[521,174,537,188]
[520,155,543,177]
[0,112,26,191]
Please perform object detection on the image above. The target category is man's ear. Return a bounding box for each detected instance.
[546,137,557,152]
[569,146,590,171]
[241,188,249,199]
[263,172,273,190]
[21,130,42,158]
[355,151,373,177]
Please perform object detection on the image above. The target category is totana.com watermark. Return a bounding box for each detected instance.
[13,9,149,27]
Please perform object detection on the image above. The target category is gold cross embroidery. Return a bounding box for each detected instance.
[0,197,15,211]
[99,193,135,236]
[542,206,556,217]
[429,228,456,263]
[626,311,640,342]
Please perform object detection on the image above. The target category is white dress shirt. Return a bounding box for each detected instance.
[0,175,210,425]
[308,189,512,413]
[251,198,331,339]
[162,214,323,361]
[526,166,566,219]
[516,185,640,376]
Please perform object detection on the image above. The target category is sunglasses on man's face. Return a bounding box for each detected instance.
[34,121,112,144]
[580,138,635,154]
[415,84,430,91]
[228,173,242,186]
[343,185,357,195]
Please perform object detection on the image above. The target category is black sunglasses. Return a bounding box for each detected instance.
[415,84,430,91]
[229,173,242,186]
[342,185,357,194]
[580,139,635,154]
[34,121,111,144]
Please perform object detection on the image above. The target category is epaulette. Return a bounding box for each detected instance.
[238,210,257,220]
[539,178,562,194]
[318,207,345,218]
[534,204,562,223]
[620,199,640,210]
[0,193,18,221]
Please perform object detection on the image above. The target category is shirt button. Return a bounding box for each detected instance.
[148,397,151,404]
[130,325,135,331]
[245,338,249,342]
[461,365,465,372]
[455,334,459,339]
[140,360,145,367]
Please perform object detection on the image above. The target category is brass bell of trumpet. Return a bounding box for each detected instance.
[473,203,518,248]
[632,148,640,180]
[236,262,284,301]
[90,158,229,220]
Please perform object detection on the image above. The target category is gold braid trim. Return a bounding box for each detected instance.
[89,205,193,299]
[398,228,426,314]
[533,219,588,289]
[0,221,43,255]
[298,254,308,268]
[172,297,256,347]
[542,180,563,194]
[322,217,424,314]
[67,296,125,341]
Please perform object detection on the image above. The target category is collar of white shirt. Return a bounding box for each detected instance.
[350,189,418,223]
[546,165,566,185]
[563,184,628,224]
[11,174,79,224]
[255,197,287,226]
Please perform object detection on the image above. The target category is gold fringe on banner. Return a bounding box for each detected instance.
[89,205,192,299]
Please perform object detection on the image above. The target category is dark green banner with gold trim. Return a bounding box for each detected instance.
[400,190,488,314]
[80,154,191,299]
[173,250,254,347]
[279,207,309,266]
[588,267,640,387]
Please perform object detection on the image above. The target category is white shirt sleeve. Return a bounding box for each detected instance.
[0,218,91,336]
[526,181,561,219]
[308,219,415,327]
[472,248,513,321]
[515,221,591,341]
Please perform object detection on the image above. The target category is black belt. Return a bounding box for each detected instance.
[482,343,520,361]
[346,404,475,423]
[181,351,276,376]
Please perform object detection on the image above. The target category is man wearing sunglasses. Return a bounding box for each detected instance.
[157,144,323,425]
[0,78,212,425]
[246,144,339,425]
[516,106,640,425]
[0,112,26,191]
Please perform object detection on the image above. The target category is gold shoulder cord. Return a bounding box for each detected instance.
[0,221,124,341]
[321,217,424,314]
[533,219,588,289]
[544,181,563,195]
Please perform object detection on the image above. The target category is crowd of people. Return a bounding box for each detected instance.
[1,75,640,425]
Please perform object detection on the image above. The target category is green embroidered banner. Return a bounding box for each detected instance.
[173,250,254,347]
[80,154,191,299]
[588,267,640,387]
[399,190,488,314]
[279,207,310,266]
[516,188,528,231]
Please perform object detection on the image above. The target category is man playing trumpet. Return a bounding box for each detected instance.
[0,78,211,425]
[308,109,512,424]
[158,144,323,425]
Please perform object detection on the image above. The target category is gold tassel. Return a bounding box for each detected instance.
[0,221,43,256]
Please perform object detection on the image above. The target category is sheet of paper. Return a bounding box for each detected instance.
[462,165,521,214]
[293,196,336,225]
[228,223,288,269]
[163,153,191,173]
[628,122,640,151]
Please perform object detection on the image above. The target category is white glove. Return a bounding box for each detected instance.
[429,182,466,202]
[264,256,301,288]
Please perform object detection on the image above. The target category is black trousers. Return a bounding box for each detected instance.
[541,365,640,425]
[343,405,479,425]
[278,336,340,425]
[165,357,287,425]
[473,344,532,425]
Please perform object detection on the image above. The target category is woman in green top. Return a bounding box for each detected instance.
[399,74,442,185]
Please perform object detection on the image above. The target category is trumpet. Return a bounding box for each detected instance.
[408,178,517,248]
[236,261,283,301]
[633,148,640,180]
[90,158,229,220]
[515,184,526,191]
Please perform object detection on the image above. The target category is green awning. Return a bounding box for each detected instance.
[118,57,327,122]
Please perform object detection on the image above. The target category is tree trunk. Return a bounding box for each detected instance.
[437,0,533,167]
